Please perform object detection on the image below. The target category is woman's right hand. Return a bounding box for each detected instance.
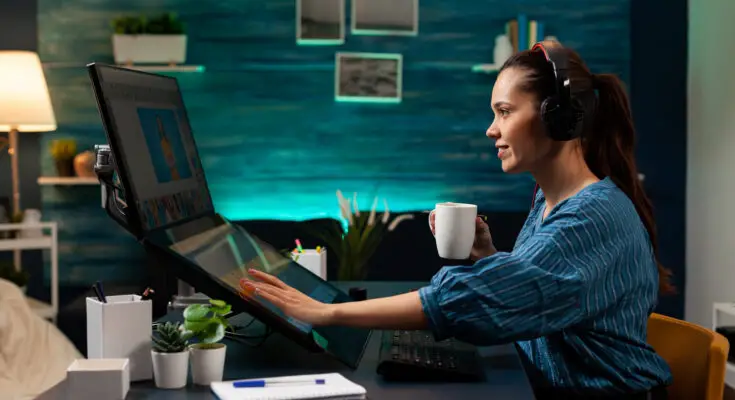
[429,210,497,260]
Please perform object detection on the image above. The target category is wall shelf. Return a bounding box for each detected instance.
[117,64,206,73]
[0,222,59,323]
[471,63,499,74]
[38,176,99,185]
[42,63,205,73]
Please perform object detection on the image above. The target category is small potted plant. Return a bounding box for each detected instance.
[151,321,189,389]
[50,139,77,177]
[111,13,187,66]
[181,299,232,386]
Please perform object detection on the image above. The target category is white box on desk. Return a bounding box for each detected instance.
[66,358,130,400]
[292,249,327,279]
[86,294,152,381]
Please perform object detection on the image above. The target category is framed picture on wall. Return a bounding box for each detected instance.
[351,0,418,36]
[296,0,345,45]
[335,52,403,103]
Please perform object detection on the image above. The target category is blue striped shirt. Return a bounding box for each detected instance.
[418,177,673,395]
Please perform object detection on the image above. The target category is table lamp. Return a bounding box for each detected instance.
[0,50,57,216]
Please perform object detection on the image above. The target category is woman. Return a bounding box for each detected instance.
[240,41,674,399]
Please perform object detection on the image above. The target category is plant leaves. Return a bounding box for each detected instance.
[183,319,210,333]
[210,305,231,316]
[209,299,226,308]
[183,304,210,321]
[201,321,225,344]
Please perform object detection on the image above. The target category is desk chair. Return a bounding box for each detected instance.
[647,312,729,400]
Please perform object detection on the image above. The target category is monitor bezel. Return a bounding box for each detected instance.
[86,63,216,238]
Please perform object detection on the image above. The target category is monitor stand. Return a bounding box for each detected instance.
[94,144,208,314]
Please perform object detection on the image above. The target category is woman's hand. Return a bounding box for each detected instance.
[239,269,335,326]
[429,211,497,260]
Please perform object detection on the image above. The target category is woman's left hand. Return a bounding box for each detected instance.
[239,269,336,326]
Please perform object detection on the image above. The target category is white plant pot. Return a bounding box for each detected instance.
[151,350,189,389]
[189,343,226,386]
[112,34,187,65]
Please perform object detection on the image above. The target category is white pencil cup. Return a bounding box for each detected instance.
[86,295,153,382]
[292,249,327,279]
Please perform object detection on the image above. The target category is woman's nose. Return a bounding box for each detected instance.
[486,123,499,139]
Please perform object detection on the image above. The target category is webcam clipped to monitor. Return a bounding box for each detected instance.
[86,63,372,369]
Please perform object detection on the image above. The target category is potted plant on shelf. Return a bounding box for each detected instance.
[0,262,29,294]
[111,13,187,66]
[151,321,189,389]
[181,299,232,386]
[50,139,77,177]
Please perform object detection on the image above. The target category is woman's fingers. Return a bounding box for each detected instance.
[248,268,289,290]
[253,285,288,308]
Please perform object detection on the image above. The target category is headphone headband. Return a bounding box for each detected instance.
[530,42,583,141]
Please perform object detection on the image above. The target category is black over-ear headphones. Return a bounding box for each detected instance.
[531,42,586,141]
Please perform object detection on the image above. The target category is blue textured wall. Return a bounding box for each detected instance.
[37,0,630,285]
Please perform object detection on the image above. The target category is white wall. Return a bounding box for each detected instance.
[685,0,735,327]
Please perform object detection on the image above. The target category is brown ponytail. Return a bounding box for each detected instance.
[586,74,675,295]
[500,41,675,295]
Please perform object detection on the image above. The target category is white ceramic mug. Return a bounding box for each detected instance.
[430,202,477,259]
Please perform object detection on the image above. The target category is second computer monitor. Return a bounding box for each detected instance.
[88,64,214,235]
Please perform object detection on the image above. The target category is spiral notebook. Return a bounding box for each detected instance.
[210,372,367,400]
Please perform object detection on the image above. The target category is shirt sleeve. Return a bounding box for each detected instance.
[418,199,611,346]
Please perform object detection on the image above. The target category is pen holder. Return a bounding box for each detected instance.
[86,295,153,382]
[291,249,327,280]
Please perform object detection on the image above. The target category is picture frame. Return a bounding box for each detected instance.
[334,52,403,104]
[351,0,418,36]
[296,0,346,45]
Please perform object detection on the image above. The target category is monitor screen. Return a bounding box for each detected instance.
[88,64,213,232]
[144,213,372,368]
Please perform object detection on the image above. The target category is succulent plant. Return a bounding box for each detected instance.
[152,322,188,353]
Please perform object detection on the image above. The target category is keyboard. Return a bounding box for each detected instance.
[376,329,485,382]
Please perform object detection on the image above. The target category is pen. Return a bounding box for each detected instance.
[95,281,107,303]
[91,283,104,302]
[233,378,326,388]
[141,287,155,301]
[295,239,304,253]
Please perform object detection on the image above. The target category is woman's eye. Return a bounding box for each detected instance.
[498,109,510,116]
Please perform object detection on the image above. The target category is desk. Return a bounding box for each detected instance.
[128,281,536,399]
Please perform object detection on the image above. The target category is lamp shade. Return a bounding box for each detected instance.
[0,51,57,132]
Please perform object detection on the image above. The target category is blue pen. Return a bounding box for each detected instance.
[95,281,107,303]
[233,379,326,388]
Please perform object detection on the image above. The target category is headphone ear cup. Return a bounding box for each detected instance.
[540,97,561,140]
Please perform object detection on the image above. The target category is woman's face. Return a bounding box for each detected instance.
[486,67,552,173]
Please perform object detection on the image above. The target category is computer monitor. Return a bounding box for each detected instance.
[87,63,372,369]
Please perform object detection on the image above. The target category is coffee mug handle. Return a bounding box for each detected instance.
[428,209,435,233]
